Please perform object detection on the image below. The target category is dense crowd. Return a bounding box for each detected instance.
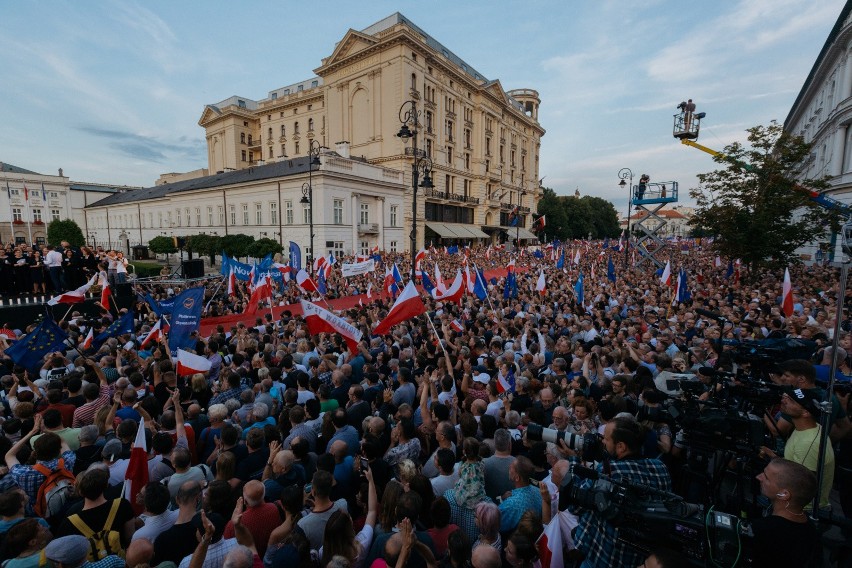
[0,241,847,568]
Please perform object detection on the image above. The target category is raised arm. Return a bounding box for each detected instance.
[172,388,187,441]
[6,415,42,467]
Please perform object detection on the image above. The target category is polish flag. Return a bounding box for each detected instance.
[81,328,94,351]
[536,515,564,568]
[371,245,379,255]
[272,262,291,282]
[660,260,672,286]
[485,246,492,260]
[373,281,426,336]
[573,249,581,265]
[535,269,546,295]
[383,268,397,296]
[296,269,318,292]
[435,263,446,293]
[414,249,427,276]
[246,276,272,314]
[47,274,96,305]
[450,319,465,333]
[496,372,514,394]
[314,256,327,274]
[99,273,112,309]
[465,265,476,295]
[124,418,149,515]
[176,348,212,376]
[227,267,238,296]
[590,263,596,282]
[781,268,794,317]
[431,269,464,304]
[140,318,165,349]
[506,259,515,274]
[247,264,256,293]
[367,282,373,299]
[300,300,363,353]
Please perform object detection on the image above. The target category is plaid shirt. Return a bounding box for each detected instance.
[72,384,111,428]
[209,387,242,406]
[443,489,481,544]
[10,451,76,515]
[317,371,333,389]
[571,456,671,568]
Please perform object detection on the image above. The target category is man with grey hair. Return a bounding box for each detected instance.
[72,424,102,474]
[422,421,456,478]
[232,390,255,427]
[222,546,254,568]
[241,403,273,439]
[483,428,515,500]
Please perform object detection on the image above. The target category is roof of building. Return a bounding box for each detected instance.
[0,162,41,175]
[785,0,852,128]
[86,156,319,208]
[69,182,135,194]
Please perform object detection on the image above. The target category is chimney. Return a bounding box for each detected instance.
[335,141,350,159]
[58,168,64,177]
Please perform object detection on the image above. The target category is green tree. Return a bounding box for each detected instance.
[187,234,221,265]
[689,121,840,270]
[537,189,621,241]
[219,233,254,259]
[537,187,570,241]
[148,235,178,255]
[246,238,283,259]
[581,196,621,238]
[47,219,84,247]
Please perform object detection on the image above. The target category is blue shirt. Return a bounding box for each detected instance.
[498,484,542,532]
[325,425,360,456]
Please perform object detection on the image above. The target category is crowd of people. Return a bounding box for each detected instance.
[0,240,847,568]
[0,242,129,297]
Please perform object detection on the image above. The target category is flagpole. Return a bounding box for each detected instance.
[424,310,452,363]
[472,263,496,313]
[58,304,76,323]
[204,276,226,313]
[5,180,14,245]
[22,180,31,245]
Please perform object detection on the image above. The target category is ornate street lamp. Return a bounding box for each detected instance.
[398,100,434,281]
[299,140,322,270]
[618,168,634,264]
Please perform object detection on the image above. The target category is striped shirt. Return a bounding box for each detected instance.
[72,384,111,428]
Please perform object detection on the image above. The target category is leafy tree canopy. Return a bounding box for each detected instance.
[246,238,283,259]
[186,234,221,257]
[148,235,177,255]
[47,219,85,247]
[219,233,254,258]
[689,121,841,270]
[536,188,621,241]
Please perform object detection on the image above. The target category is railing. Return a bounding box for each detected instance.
[500,203,530,213]
[358,223,379,233]
[423,188,480,204]
[248,138,262,147]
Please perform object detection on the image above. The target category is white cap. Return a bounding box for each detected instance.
[473,373,491,384]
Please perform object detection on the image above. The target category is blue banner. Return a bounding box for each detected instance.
[140,293,161,317]
[289,242,302,273]
[157,297,176,316]
[93,310,136,351]
[168,287,206,352]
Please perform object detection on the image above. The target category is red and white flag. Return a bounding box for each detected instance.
[536,515,564,568]
[535,269,546,295]
[506,259,515,274]
[272,262,291,282]
[47,274,96,305]
[383,268,396,296]
[300,300,363,353]
[176,348,212,376]
[781,267,794,317]
[227,267,238,296]
[660,260,672,286]
[245,276,272,314]
[124,417,149,515]
[431,269,464,304]
[97,273,112,309]
[414,249,427,276]
[140,318,165,349]
[373,281,426,336]
[296,269,318,292]
[450,319,464,333]
[367,282,373,299]
[465,265,476,295]
[314,255,327,274]
[573,249,581,265]
[435,263,446,293]
[485,246,492,260]
[81,328,94,351]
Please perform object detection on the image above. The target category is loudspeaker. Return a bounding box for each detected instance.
[181,259,205,279]
[114,282,135,311]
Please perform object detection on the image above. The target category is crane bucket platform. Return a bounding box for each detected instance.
[633,181,678,206]
[673,111,704,140]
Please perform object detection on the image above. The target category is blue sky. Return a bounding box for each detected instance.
[0,0,844,218]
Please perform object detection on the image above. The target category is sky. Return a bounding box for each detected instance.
[0,0,845,219]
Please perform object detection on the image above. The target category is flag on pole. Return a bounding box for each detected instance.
[574,272,584,306]
[4,316,69,372]
[573,249,581,265]
[421,271,435,294]
[535,269,546,295]
[124,417,149,515]
[781,268,794,317]
[245,276,272,314]
[431,270,465,304]
[533,215,546,232]
[81,328,94,351]
[99,273,112,310]
[176,348,213,376]
[660,261,672,286]
[272,262,291,282]
[300,300,363,353]
[450,319,465,333]
[472,264,488,301]
[47,274,96,305]
[140,317,167,349]
[556,249,564,270]
[536,515,565,568]
[372,281,426,336]
[41,183,47,201]
[607,258,616,283]
[296,269,318,292]
[414,249,427,276]
[496,369,515,394]
[367,282,373,299]
[227,267,238,296]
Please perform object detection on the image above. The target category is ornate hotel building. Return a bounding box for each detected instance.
[84,13,544,258]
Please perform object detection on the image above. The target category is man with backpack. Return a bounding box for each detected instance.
[4,414,76,519]
[56,465,136,561]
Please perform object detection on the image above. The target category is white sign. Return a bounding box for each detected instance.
[341,259,375,277]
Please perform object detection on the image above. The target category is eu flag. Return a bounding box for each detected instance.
[317,269,327,295]
[421,271,435,294]
[5,317,70,372]
[93,310,136,350]
[607,258,616,283]
[556,250,565,269]
[473,267,488,300]
[574,272,584,306]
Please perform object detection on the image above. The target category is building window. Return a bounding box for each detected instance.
[426,139,433,159]
[281,125,286,137]
[50,191,59,198]
[390,241,397,252]
[241,133,246,144]
[196,208,201,226]
[308,118,314,132]
[465,153,470,170]
[241,150,247,161]
[229,205,236,226]
[464,179,471,197]
[285,201,293,225]
[177,209,181,226]
[33,209,42,222]
[268,127,273,138]
[268,147,273,159]
[185,208,191,227]
[248,151,254,162]
[295,141,300,154]
[360,203,369,225]
[242,204,249,225]
[294,122,300,135]
[390,205,398,227]
[281,144,286,157]
[361,241,370,256]
[11,208,21,222]
[270,202,278,224]
[329,241,344,255]
[447,147,453,166]
[218,206,224,225]
[207,207,213,226]
[158,212,163,228]
[256,203,263,225]
[247,135,253,145]
[148,212,153,227]
[333,199,344,225]
[303,205,310,225]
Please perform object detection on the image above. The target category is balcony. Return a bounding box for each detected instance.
[500,203,530,213]
[423,188,481,205]
[358,223,379,234]
[247,138,262,148]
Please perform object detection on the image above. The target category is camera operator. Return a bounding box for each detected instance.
[752,458,819,567]
[567,416,672,568]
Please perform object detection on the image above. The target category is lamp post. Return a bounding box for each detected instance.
[397,99,434,281]
[618,168,634,265]
[299,140,322,271]
[516,189,527,251]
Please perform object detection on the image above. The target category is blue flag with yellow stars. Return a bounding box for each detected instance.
[93,310,135,351]
[5,316,69,372]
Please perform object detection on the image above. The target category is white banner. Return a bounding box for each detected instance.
[341,259,375,277]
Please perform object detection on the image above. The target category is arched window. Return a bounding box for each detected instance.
[308,118,314,132]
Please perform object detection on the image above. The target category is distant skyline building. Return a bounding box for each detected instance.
[785,0,852,262]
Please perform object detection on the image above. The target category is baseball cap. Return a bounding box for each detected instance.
[784,386,821,413]
[473,373,491,384]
